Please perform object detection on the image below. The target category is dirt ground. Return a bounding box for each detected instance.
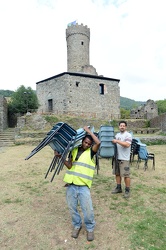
[0,144,165,250]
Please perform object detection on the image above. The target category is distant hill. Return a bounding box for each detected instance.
[0,89,14,97]
[120,96,145,110]
[0,89,146,110]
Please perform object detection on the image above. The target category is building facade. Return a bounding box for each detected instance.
[36,23,120,120]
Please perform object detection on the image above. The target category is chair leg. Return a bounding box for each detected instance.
[136,158,141,169]
[144,160,148,171]
[152,157,155,170]
[95,154,99,175]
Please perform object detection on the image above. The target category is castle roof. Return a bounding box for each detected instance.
[36,72,120,84]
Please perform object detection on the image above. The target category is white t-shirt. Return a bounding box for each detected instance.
[115,131,132,161]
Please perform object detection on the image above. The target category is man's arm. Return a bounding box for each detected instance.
[54,151,72,169]
[112,139,131,148]
[83,126,101,153]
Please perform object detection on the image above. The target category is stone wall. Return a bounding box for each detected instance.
[150,113,166,132]
[36,73,120,120]
[130,99,158,119]
[0,96,8,132]
[66,23,91,73]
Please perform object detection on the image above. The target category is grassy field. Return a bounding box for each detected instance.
[0,144,166,250]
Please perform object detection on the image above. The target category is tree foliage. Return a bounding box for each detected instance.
[0,89,14,97]
[8,85,39,115]
[156,100,166,115]
[120,108,130,119]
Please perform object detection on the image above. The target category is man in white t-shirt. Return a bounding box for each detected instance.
[112,121,132,198]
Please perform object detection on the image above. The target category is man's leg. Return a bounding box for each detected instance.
[123,161,131,198]
[79,186,95,241]
[66,185,82,238]
[116,175,122,185]
[112,175,122,193]
[124,176,130,187]
[112,161,122,193]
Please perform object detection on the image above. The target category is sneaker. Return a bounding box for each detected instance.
[87,231,94,241]
[123,190,130,198]
[71,227,82,238]
[111,187,122,194]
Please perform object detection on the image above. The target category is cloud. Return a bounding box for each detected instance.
[0,0,166,101]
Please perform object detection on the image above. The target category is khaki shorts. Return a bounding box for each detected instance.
[112,160,130,177]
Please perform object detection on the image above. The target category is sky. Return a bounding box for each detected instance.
[0,0,166,101]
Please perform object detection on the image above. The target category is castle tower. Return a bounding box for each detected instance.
[66,23,90,73]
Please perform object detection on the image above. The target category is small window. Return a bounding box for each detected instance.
[76,81,80,87]
[48,99,53,111]
[81,41,84,45]
[99,84,104,95]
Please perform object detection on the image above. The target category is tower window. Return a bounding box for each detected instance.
[48,99,53,111]
[76,81,80,87]
[99,84,104,95]
[81,41,84,45]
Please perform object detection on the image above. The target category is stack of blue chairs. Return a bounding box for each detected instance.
[98,125,115,158]
[25,123,92,181]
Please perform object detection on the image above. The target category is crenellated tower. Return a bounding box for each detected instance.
[66,23,97,75]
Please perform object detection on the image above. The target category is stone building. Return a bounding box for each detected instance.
[0,96,8,132]
[36,23,120,120]
[130,99,158,119]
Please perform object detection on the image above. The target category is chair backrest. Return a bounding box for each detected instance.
[131,139,139,154]
[98,125,115,158]
[138,143,148,160]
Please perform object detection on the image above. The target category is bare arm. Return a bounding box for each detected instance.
[112,139,130,148]
[83,126,101,153]
[54,151,72,169]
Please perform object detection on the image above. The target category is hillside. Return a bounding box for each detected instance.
[120,96,145,110]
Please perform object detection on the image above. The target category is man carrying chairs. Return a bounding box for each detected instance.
[54,126,100,242]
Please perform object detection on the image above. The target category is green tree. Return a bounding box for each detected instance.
[156,99,166,115]
[8,85,39,115]
[120,108,130,119]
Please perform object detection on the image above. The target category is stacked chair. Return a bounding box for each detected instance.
[98,125,115,157]
[136,142,155,171]
[130,137,155,171]
[25,123,92,181]
[96,125,115,172]
[130,138,140,164]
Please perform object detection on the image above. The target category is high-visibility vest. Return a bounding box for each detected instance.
[63,147,95,188]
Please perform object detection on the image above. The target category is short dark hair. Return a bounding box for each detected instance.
[119,120,127,126]
[82,135,93,144]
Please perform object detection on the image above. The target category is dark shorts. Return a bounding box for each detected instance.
[112,160,130,177]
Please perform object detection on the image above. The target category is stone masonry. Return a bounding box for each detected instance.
[37,72,120,119]
[36,23,120,120]
[0,96,8,132]
[130,99,158,119]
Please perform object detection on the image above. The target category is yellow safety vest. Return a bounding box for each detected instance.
[63,147,95,188]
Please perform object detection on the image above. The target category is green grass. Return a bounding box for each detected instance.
[113,184,166,250]
[3,198,23,204]
[127,209,166,250]
[1,145,165,250]
[146,140,166,146]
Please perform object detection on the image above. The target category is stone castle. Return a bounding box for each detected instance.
[36,23,120,120]
[130,99,158,119]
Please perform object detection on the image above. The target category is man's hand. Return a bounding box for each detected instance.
[83,126,91,133]
[54,151,62,158]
